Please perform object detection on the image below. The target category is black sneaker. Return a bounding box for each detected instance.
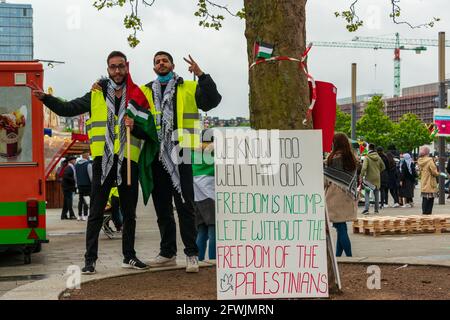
[361,209,369,215]
[122,257,149,270]
[81,261,96,274]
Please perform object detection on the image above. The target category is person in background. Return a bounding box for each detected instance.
[75,152,93,221]
[61,156,77,220]
[109,187,123,233]
[417,146,441,215]
[398,153,417,208]
[324,133,358,257]
[385,151,400,207]
[397,153,405,206]
[192,132,215,262]
[361,143,385,215]
[446,157,450,199]
[56,159,68,183]
[377,147,389,209]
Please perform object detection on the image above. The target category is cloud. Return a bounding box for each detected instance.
[9,0,450,118]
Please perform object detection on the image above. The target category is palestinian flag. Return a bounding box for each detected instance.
[254,41,274,60]
[426,123,439,139]
[125,66,159,205]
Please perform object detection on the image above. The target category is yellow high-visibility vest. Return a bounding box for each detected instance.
[86,90,141,163]
[140,81,200,148]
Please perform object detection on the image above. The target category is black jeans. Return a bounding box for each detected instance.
[61,190,75,218]
[78,186,91,217]
[379,186,388,206]
[111,195,123,230]
[389,188,399,204]
[151,158,198,258]
[85,156,139,263]
[422,197,434,215]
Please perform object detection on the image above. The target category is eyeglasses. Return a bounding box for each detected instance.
[108,64,127,71]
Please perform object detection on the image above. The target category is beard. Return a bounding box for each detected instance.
[108,72,127,85]
[110,77,126,85]
[156,70,170,76]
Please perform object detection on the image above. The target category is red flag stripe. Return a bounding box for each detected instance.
[0,216,46,230]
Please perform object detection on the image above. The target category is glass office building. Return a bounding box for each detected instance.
[0,1,33,61]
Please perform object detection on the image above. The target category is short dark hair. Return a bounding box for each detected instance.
[107,51,127,65]
[376,146,384,153]
[153,51,174,65]
[368,143,375,151]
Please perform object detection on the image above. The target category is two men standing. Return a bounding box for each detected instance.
[29,50,221,274]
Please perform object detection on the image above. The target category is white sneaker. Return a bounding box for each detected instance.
[392,203,400,208]
[77,216,81,221]
[148,255,177,267]
[186,256,199,273]
[81,215,86,221]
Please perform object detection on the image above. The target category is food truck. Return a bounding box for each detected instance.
[0,61,48,264]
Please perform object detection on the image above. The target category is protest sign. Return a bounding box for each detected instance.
[214,129,328,300]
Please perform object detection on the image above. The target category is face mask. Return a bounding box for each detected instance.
[157,72,174,83]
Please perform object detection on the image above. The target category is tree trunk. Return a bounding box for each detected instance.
[244,0,310,130]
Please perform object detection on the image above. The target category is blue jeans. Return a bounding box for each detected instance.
[196,224,216,261]
[364,188,380,211]
[333,222,352,257]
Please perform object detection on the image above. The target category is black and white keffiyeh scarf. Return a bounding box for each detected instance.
[151,74,183,195]
[323,165,359,201]
[101,79,127,185]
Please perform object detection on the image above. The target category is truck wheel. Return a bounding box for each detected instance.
[33,243,42,253]
[24,253,31,264]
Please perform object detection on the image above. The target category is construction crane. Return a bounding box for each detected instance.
[312,33,429,97]
[351,33,450,96]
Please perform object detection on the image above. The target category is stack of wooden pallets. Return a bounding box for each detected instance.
[352,214,450,236]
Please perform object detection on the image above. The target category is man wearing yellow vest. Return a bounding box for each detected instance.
[28,51,150,274]
[142,51,221,272]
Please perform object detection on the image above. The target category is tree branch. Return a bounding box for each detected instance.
[335,0,439,32]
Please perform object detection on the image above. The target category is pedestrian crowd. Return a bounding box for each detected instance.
[324,133,449,258]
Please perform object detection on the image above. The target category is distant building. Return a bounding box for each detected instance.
[0,1,33,61]
[339,81,449,124]
[338,93,383,121]
[337,93,383,106]
[201,115,250,128]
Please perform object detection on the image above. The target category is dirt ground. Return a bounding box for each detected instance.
[61,263,450,300]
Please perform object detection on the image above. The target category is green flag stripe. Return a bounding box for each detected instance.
[127,104,149,121]
[0,228,46,244]
[0,201,46,217]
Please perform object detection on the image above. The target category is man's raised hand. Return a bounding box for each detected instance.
[183,55,204,78]
[27,80,46,100]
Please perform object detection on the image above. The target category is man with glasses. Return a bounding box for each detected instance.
[28,51,150,274]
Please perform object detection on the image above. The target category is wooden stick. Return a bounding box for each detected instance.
[127,126,131,186]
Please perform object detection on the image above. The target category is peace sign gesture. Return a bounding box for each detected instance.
[183,54,204,77]
[27,80,46,100]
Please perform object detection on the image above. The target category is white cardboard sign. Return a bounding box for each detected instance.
[214,129,328,300]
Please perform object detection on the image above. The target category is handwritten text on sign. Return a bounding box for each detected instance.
[215,130,328,300]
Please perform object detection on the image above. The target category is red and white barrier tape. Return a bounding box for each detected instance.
[249,43,316,126]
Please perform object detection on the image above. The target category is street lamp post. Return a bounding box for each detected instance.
[438,32,447,205]
[351,63,357,141]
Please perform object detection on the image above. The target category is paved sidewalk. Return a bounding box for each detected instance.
[1,188,450,299]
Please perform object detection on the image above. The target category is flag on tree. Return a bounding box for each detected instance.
[125,67,159,205]
[254,41,274,60]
